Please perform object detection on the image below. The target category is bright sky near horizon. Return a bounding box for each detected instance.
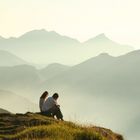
[0,0,140,49]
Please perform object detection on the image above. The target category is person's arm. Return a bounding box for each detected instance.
[53,99,60,107]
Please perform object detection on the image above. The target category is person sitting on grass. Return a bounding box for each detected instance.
[42,93,63,121]
[39,91,48,112]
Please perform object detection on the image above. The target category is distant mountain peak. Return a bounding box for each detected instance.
[48,63,65,67]
[45,63,70,69]
[39,29,47,32]
[98,53,112,57]
[93,33,111,40]
[0,50,27,66]
[20,29,49,36]
[84,33,112,43]
[21,29,63,37]
[95,33,106,38]
[19,29,79,43]
[96,53,114,59]
[32,29,58,35]
[126,49,140,55]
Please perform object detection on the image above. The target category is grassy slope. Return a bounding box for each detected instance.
[0,113,123,140]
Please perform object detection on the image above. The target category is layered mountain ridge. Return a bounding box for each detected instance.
[0,29,133,66]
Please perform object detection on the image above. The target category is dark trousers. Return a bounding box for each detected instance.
[42,105,63,120]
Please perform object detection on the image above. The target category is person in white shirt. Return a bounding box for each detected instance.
[42,93,63,120]
[39,91,48,112]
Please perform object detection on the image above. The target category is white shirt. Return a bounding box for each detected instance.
[42,97,58,112]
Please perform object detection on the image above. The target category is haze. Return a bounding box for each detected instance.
[0,0,140,49]
[0,1,140,140]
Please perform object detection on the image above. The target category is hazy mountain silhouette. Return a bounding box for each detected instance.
[19,29,79,44]
[0,65,42,99]
[0,63,71,101]
[83,33,133,53]
[0,49,139,101]
[41,53,116,91]
[0,90,38,113]
[0,29,137,140]
[0,49,139,140]
[40,50,140,140]
[42,50,140,98]
[40,63,70,80]
[0,29,133,66]
[0,50,27,66]
[0,50,139,101]
[0,29,80,65]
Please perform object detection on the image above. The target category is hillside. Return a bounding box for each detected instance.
[41,50,140,96]
[0,108,10,114]
[40,63,70,80]
[0,50,27,67]
[0,65,42,92]
[0,112,123,140]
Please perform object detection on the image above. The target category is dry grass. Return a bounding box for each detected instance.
[0,113,123,140]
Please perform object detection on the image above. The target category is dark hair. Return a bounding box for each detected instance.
[40,91,48,99]
[52,93,59,99]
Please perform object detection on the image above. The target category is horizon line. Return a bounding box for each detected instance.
[0,28,130,46]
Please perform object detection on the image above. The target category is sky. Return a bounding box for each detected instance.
[0,0,140,49]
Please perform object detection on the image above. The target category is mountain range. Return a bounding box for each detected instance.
[0,50,140,101]
[0,32,139,140]
[0,29,133,66]
[0,50,139,139]
[42,50,140,97]
[40,63,70,81]
[0,50,27,66]
[0,64,43,102]
[39,50,140,140]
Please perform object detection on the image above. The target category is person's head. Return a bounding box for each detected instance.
[52,93,59,100]
[40,91,48,99]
